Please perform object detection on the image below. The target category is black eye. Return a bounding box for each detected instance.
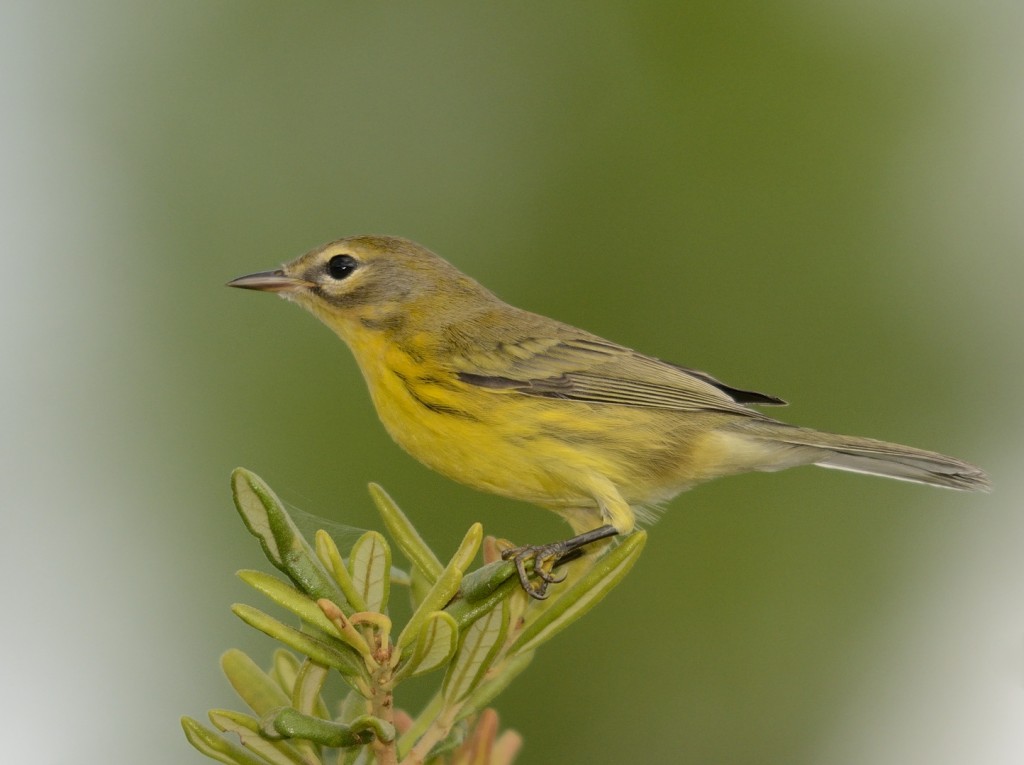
[327,254,358,280]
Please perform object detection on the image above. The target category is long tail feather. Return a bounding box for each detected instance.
[729,422,990,492]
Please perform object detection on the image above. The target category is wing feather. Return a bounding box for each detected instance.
[452,333,783,416]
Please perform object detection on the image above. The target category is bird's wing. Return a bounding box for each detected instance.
[452,333,784,416]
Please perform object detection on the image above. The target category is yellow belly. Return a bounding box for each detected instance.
[349,337,725,515]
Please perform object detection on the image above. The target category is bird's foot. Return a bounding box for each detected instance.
[499,524,621,599]
[500,542,571,600]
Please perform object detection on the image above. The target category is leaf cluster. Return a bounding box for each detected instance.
[182,469,646,765]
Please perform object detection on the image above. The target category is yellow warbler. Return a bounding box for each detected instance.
[228,235,989,597]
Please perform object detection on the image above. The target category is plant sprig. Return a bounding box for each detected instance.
[182,468,646,765]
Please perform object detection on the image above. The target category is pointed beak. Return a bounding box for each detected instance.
[226,269,314,293]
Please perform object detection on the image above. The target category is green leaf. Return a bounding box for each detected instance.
[232,604,368,686]
[270,649,300,695]
[315,599,377,665]
[396,692,444,759]
[221,649,291,716]
[455,650,534,723]
[508,530,646,655]
[395,523,482,652]
[286,661,331,765]
[338,686,370,723]
[448,522,483,572]
[442,598,509,704]
[457,559,518,602]
[237,570,340,636]
[291,659,329,719]
[260,707,394,748]
[231,468,350,610]
[368,483,442,582]
[444,573,521,633]
[209,709,313,765]
[314,530,366,613]
[336,693,374,764]
[347,531,391,613]
[408,564,432,612]
[393,611,458,682]
[181,716,267,765]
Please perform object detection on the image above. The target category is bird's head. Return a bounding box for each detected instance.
[227,235,491,341]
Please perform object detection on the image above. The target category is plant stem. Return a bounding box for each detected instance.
[369,636,397,765]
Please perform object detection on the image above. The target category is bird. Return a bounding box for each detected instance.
[228,235,989,597]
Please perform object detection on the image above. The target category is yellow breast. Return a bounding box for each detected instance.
[343,330,611,505]
[342,327,715,518]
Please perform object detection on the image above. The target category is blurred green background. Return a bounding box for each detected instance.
[4,2,1022,763]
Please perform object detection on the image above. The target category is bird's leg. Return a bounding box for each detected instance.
[501,524,620,599]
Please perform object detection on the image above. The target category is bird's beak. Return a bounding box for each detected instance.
[226,270,313,293]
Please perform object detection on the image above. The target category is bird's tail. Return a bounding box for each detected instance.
[722,420,990,492]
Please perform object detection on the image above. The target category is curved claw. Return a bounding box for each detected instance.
[501,543,569,599]
[533,555,567,584]
[498,525,621,601]
[546,567,568,584]
[510,549,544,598]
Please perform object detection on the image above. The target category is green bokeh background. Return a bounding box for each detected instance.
[4,3,1022,764]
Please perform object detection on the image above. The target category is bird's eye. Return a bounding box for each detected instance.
[326,254,358,280]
